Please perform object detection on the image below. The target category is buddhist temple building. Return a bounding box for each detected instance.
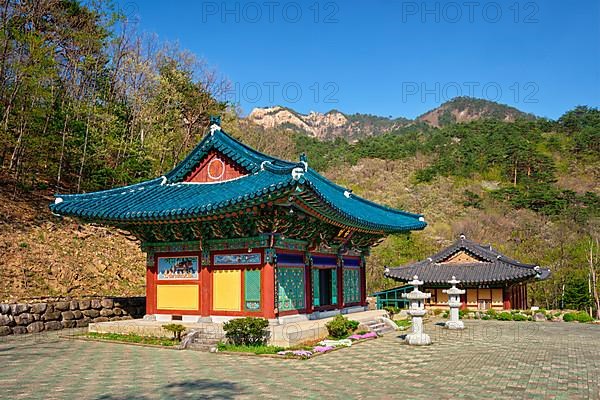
[50,117,426,322]
[384,235,550,310]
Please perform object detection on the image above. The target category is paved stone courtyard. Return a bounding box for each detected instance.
[1,320,598,399]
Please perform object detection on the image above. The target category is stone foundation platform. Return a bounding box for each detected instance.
[88,309,389,347]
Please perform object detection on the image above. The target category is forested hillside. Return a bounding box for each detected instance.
[0,1,598,312]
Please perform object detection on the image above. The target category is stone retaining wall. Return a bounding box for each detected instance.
[0,296,145,336]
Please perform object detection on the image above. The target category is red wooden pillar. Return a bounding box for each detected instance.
[200,261,211,317]
[146,261,156,315]
[262,261,276,319]
[460,293,467,310]
[305,254,313,314]
[503,286,511,310]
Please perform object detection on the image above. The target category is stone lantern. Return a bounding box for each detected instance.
[401,275,432,345]
[443,276,465,330]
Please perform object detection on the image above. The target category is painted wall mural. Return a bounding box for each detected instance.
[157,256,199,280]
[343,268,360,304]
[214,253,262,265]
[277,267,305,311]
[244,269,261,311]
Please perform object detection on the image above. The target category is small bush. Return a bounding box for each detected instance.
[512,313,528,321]
[563,312,576,322]
[486,309,497,317]
[325,315,358,339]
[564,311,593,323]
[383,306,400,319]
[162,324,187,341]
[223,317,270,346]
[496,312,513,321]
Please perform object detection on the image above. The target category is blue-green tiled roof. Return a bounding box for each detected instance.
[50,126,426,233]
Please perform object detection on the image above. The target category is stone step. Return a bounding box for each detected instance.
[187,343,218,352]
[374,326,395,336]
[192,339,221,345]
[191,334,223,340]
[362,320,378,325]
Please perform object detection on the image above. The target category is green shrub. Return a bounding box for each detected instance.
[563,312,576,322]
[442,311,449,318]
[573,311,593,323]
[162,324,186,341]
[512,313,528,321]
[383,306,400,319]
[496,312,513,321]
[222,317,270,346]
[325,315,358,339]
[459,309,469,318]
[486,309,497,317]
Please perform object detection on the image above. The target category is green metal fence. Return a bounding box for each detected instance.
[372,285,414,309]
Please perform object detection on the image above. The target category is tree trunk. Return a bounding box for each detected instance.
[56,111,70,190]
[589,238,600,319]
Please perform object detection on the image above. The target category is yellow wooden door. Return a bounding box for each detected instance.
[212,269,241,311]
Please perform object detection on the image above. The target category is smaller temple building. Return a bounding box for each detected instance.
[384,235,550,310]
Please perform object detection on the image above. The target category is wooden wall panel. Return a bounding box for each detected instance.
[185,151,247,183]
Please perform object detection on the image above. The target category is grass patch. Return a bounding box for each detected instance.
[395,319,412,328]
[85,332,178,346]
[217,343,285,355]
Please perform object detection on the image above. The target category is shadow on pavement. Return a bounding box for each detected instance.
[95,379,246,400]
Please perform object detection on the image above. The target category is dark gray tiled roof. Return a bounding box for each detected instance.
[384,236,550,285]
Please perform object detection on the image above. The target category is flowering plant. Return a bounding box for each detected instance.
[313,345,335,353]
[349,332,378,340]
[277,350,313,359]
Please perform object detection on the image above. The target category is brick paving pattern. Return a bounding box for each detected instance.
[0,320,598,399]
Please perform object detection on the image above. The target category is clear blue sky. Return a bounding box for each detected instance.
[122,0,599,120]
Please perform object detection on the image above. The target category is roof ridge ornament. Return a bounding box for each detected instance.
[260,160,272,171]
[209,115,222,135]
[299,153,308,171]
[291,166,305,181]
[160,176,168,186]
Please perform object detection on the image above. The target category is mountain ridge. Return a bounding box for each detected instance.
[246,97,537,140]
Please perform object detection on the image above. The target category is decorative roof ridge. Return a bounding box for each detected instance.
[54,177,163,202]
[165,125,298,183]
[304,169,425,220]
[390,236,546,273]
